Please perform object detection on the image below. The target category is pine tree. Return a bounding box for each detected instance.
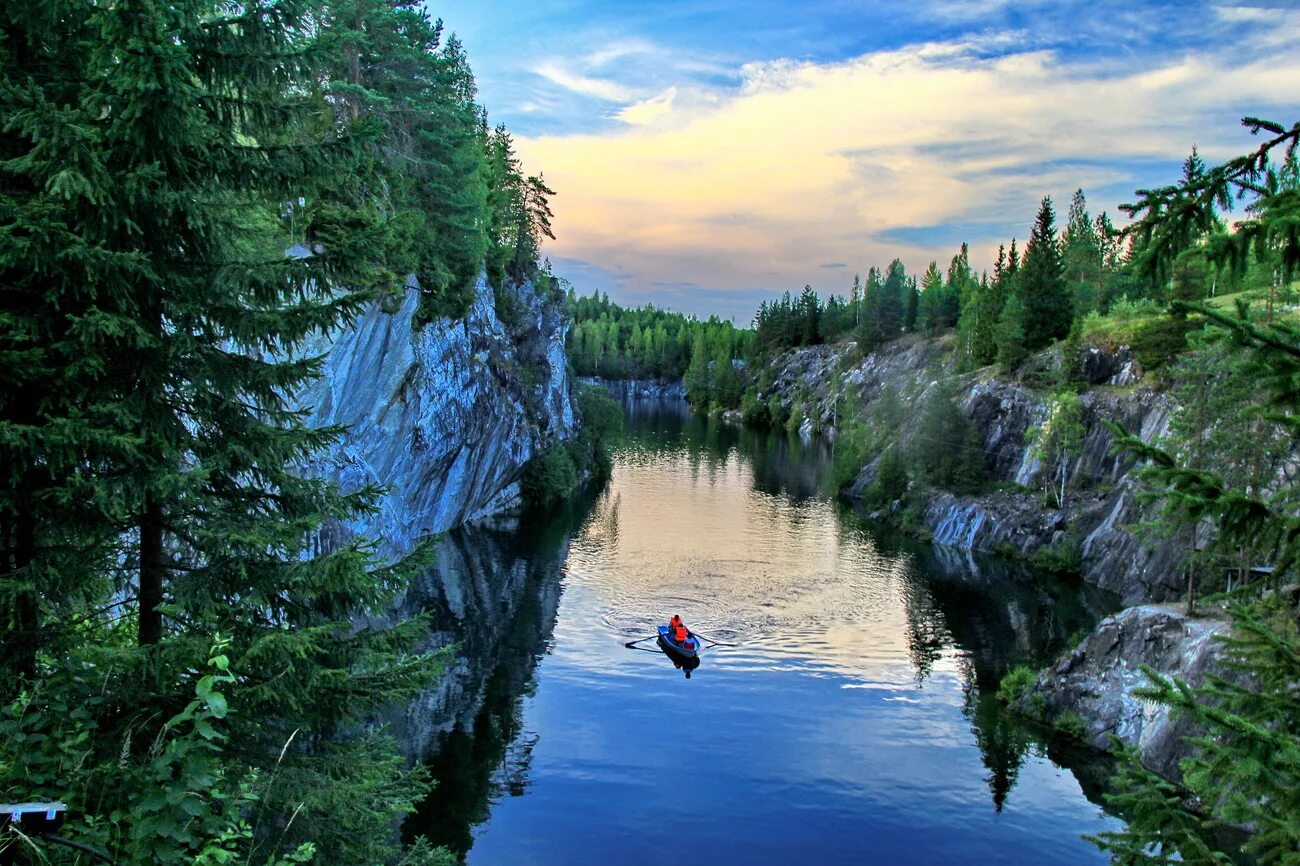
[918,261,944,335]
[995,291,1029,374]
[1096,116,1300,865]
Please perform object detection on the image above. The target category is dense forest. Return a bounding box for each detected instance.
[566,290,753,408]
[0,2,557,863]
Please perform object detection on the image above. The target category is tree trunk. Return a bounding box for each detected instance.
[138,493,165,646]
[2,494,39,679]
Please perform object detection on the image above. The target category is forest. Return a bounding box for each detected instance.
[566,290,753,407]
[0,1,558,863]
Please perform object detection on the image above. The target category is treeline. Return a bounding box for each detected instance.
[752,162,1287,371]
[0,2,554,863]
[567,290,754,384]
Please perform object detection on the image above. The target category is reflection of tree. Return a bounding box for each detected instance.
[852,510,1121,814]
[959,658,1035,813]
[899,569,950,686]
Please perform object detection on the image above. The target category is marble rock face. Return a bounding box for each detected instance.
[296,273,575,559]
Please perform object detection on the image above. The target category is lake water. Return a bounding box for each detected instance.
[404,400,1124,864]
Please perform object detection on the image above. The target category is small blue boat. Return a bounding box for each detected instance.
[657,625,701,658]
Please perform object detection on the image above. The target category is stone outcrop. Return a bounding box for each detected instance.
[297,274,575,559]
[1026,604,1232,782]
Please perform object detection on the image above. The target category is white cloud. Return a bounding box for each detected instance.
[533,62,634,102]
[617,87,677,125]
[517,32,1300,317]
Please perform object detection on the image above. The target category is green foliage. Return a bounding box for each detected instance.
[1096,117,1300,864]
[522,386,625,508]
[568,290,750,383]
[911,382,987,493]
[1053,711,1088,741]
[522,444,580,509]
[865,445,910,509]
[996,666,1038,705]
[1033,540,1083,575]
[1028,391,1085,508]
[995,292,1030,374]
[0,1,520,861]
[1020,196,1073,350]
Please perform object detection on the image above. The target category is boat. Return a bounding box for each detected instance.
[657,625,701,658]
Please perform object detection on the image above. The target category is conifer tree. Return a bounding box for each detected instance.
[1062,189,1102,315]
[918,261,944,335]
[1,0,450,859]
[1019,197,1072,350]
[995,292,1029,374]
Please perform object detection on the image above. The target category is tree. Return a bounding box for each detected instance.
[1028,391,1085,508]
[911,381,985,493]
[1062,189,1102,316]
[995,291,1029,374]
[918,261,944,335]
[1019,196,1072,350]
[0,0,461,860]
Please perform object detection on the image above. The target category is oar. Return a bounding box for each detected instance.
[690,631,737,647]
[624,634,658,648]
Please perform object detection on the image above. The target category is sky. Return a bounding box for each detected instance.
[440,1,1300,322]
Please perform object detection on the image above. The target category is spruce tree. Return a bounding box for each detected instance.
[1063,189,1102,315]
[1019,196,1072,350]
[1,0,448,859]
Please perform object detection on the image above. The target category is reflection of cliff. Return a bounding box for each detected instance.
[398,496,596,856]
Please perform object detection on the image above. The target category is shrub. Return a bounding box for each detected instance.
[1033,540,1082,574]
[865,444,909,509]
[996,665,1038,704]
[831,423,874,488]
[1054,711,1088,741]
[521,444,579,508]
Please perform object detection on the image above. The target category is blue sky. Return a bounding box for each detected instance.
[436,1,1300,321]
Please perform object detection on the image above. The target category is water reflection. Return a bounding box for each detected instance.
[404,400,1123,863]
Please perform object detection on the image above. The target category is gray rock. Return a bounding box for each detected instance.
[1030,604,1231,781]
[296,273,575,559]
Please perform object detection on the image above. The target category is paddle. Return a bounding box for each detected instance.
[689,631,737,647]
[624,635,658,648]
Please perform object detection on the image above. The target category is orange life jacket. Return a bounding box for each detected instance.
[674,625,689,642]
[670,615,682,629]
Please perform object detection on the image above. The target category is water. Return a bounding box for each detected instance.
[404,401,1124,864]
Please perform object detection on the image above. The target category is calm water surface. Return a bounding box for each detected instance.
[406,401,1124,864]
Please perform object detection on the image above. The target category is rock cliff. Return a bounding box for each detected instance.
[757,337,1182,604]
[297,274,575,558]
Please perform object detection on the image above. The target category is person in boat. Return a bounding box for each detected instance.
[669,614,682,633]
[674,622,692,647]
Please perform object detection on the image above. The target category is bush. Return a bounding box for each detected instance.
[996,666,1038,704]
[1054,711,1088,741]
[831,423,874,488]
[1033,540,1082,574]
[521,444,578,508]
[865,444,909,509]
